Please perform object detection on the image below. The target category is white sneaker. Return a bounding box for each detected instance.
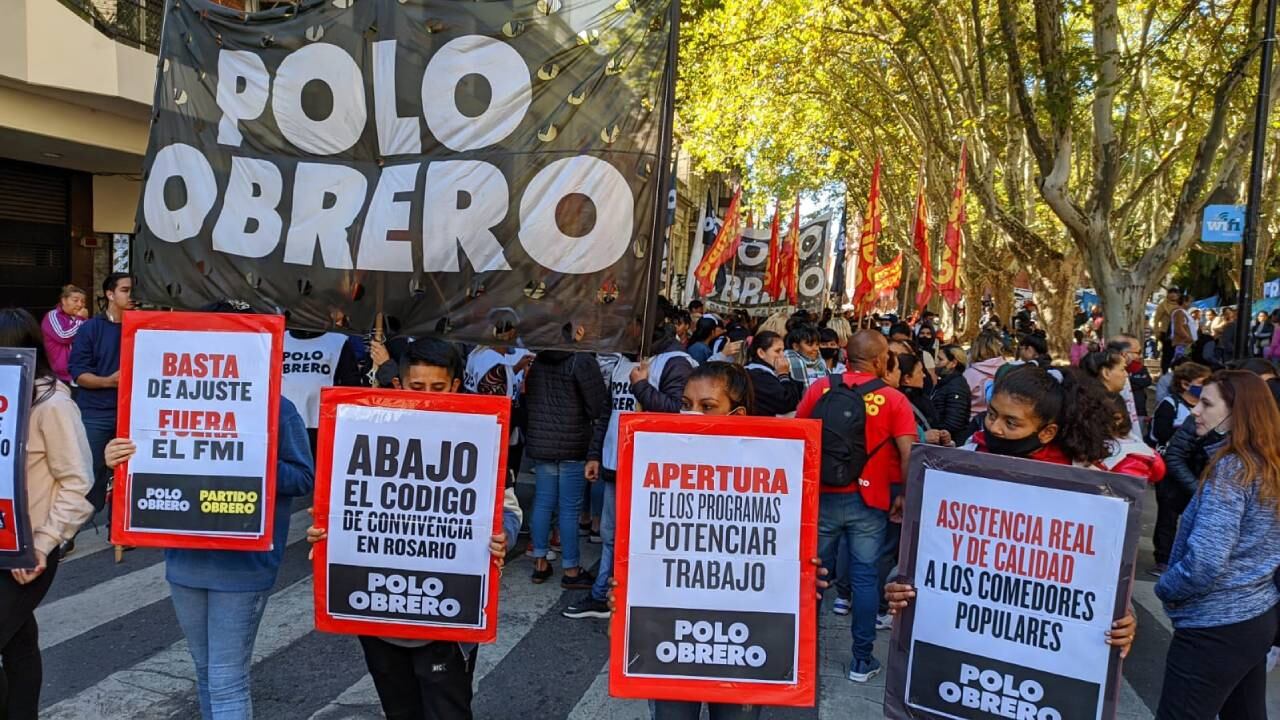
[832,597,851,615]
[546,549,558,562]
[876,612,893,630]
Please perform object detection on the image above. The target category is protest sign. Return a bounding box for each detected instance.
[112,311,284,551]
[702,215,833,314]
[609,413,820,706]
[885,445,1145,720]
[132,0,677,353]
[312,388,508,643]
[0,348,36,569]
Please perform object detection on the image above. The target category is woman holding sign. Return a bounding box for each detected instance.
[1153,370,1280,720]
[885,366,1140,653]
[0,308,94,718]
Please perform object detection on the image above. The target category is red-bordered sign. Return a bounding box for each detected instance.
[112,311,284,551]
[312,388,509,643]
[609,413,821,706]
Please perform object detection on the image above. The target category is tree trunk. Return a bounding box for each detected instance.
[994,276,1015,331]
[1031,253,1083,358]
[1099,269,1150,340]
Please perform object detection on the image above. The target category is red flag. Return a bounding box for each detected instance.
[938,143,967,306]
[872,252,905,294]
[692,188,743,296]
[912,171,933,312]
[763,200,783,299]
[784,197,801,304]
[852,158,883,312]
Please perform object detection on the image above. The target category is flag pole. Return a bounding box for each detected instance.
[639,0,680,357]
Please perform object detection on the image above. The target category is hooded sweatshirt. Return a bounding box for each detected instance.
[963,357,1006,419]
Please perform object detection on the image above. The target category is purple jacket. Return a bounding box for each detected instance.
[42,307,84,383]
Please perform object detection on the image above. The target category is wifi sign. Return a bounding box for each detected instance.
[1201,204,1246,243]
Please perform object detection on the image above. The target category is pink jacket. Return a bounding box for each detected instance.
[1069,343,1089,366]
[963,357,1006,419]
[42,308,84,383]
[1266,330,1280,361]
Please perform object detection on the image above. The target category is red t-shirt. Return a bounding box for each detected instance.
[797,371,917,509]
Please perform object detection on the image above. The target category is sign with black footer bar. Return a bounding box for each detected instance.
[312,388,509,643]
[112,311,284,551]
[625,607,796,682]
[609,413,821,707]
[0,348,36,570]
[907,641,1100,720]
[128,473,266,534]
[884,446,1145,720]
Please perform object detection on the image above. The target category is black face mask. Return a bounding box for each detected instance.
[984,431,1045,458]
[919,337,936,350]
[820,347,839,361]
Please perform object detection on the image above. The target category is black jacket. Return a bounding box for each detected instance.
[746,363,803,416]
[524,350,609,462]
[931,370,972,441]
[1162,415,1209,495]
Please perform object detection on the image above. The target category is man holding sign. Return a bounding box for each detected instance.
[307,339,520,720]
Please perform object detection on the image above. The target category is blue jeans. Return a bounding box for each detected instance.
[651,701,762,719]
[169,583,269,720]
[817,492,887,663]
[80,414,116,514]
[590,477,616,602]
[531,460,587,568]
[588,475,605,519]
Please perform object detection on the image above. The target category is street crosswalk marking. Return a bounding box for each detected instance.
[41,577,315,720]
[36,509,312,650]
[308,543,598,719]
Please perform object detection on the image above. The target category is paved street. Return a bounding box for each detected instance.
[36,480,1280,719]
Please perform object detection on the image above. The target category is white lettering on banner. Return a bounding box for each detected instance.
[212,156,284,258]
[355,163,418,271]
[282,163,366,269]
[215,50,269,147]
[372,40,421,156]
[420,35,531,152]
[272,43,367,155]
[519,156,633,274]
[143,144,218,243]
[144,37,636,275]
[655,621,767,668]
[422,161,512,272]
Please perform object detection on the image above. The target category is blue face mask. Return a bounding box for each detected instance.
[1189,385,1203,399]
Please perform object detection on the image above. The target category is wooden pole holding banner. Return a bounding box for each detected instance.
[638,0,680,357]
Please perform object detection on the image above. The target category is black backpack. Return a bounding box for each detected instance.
[811,373,889,487]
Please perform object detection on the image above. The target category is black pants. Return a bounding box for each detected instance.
[0,549,61,720]
[358,637,476,720]
[1153,481,1193,564]
[1160,336,1176,374]
[1157,606,1278,720]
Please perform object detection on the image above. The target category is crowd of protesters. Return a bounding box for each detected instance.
[5,278,1280,720]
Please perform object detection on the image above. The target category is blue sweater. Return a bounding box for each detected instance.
[166,398,315,593]
[68,315,122,419]
[1155,444,1280,629]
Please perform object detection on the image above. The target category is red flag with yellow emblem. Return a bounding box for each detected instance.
[911,169,933,312]
[937,144,967,306]
[852,158,883,312]
[763,200,783,299]
[692,187,743,296]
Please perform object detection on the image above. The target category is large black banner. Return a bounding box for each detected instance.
[135,0,674,352]
[701,215,832,314]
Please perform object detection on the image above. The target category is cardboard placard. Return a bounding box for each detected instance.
[312,388,509,643]
[610,413,821,707]
[112,311,284,551]
[885,445,1145,720]
[0,348,36,569]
